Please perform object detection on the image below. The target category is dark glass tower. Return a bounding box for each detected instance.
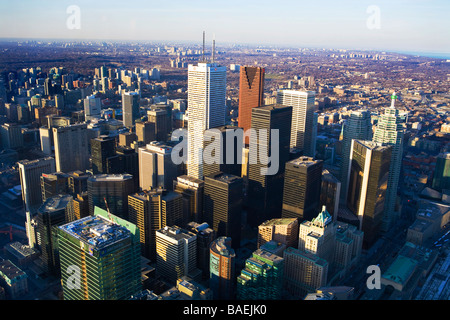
[91,135,116,174]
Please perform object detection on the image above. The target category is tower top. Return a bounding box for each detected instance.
[390,91,397,108]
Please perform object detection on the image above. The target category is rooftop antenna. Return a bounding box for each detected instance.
[202,31,205,62]
[212,34,216,63]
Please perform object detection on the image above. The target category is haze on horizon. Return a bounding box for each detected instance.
[0,0,449,55]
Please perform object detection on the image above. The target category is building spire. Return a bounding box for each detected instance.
[390,91,397,108]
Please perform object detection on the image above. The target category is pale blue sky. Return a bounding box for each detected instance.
[0,0,449,54]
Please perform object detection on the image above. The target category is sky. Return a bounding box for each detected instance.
[0,0,449,55]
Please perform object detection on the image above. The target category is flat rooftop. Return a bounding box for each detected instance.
[39,194,73,213]
[289,156,320,167]
[59,215,132,250]
[260,218,298,227]
[156,226,195,242]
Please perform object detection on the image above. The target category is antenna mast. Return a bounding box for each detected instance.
[202,31,205,62]
[212,34,215,63]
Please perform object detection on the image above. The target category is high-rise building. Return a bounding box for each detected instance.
[432,152,450,192]
[186,222,216,279]
[83,94,101,121]
[1,123,23,149]
[128,189,183,260]
[135,121,156,145]
[283,247,328,298]
[372,93,404,232]
[187,62,227,179]
[36,194,73,275]
[257,218,299,250]
[72,192,89,221]
[53,123,90,173]
[346,140,391,247]
[282,156,323,222]
[40,172,69,202]
[238,66,265,145]
[67,171,91,195]
[247,104,292,227]
[91,135,116,174]
[203,172,243,249]
[58,207,141,300]
[18,157,56,213]
[87,174,136,220]
[155,225,202,284]
[138,141,180,191]
[276,90,316,157]
[320,169,341,221]
[173,175,205,223]
[122,91,140,128]
[339,109,372,203]
[147,108,170,142]
[209,236,236,300]
[203,125,243,178]
[236,249,284,300]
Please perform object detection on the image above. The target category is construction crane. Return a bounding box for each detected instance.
[0,225,23,242]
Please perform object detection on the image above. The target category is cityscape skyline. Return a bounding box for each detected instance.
[1,1,450,57]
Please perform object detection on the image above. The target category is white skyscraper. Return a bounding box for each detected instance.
[84,94,101,121]
[373,92,405,233]
[276,90,316,157]
[122,91,140,128]
[187,62,227,179]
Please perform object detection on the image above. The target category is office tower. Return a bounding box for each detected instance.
[40,172,69,202]
[0,259,28,299]
[106,146,139,188]
[276,90,316,157]
[173,175,205,223]
[138,142,180,191]
[247,104,292,227]
[128,189,183,260]
[432,152,450,192]
[346,140,391,247]
[257,218,299,249]
[209,236,236,300]
[187,62,227,179]
[373,93,404,232]
[122,91,140,128]
[1,123,23,149]
[283,247,328,298]
[87,174,136,220]
[67,171,90,195]
[155,225,202,284]
[320,169,341,221]
[119,132,137,147]
[18,157,56,213]
[84,94,101,121]
[135,121,156,145]
[72,192,89,221]
[282,156,323,222]
[238,66,265,145]
[186,222,216,279]
[58,207,141,300]
[203,125,243,178]
[147,108,170,141]
[36,194,73,275]
[53,123,90,173]
[203,172,243,249]
[339,109,372,202]
[236,249,284,300]
[44,78,54,96]
[91,135,116,174]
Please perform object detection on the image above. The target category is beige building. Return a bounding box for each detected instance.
[258,218,299,249]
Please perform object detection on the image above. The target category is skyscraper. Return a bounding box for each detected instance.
[87,174,136,220]
[238,66,265,145]
[276,90,316,157]
[135,121,156,145]
[18,157,56,213]
[155,225,202,284]
[432,152,450,192]
[83,94,101,121]
[138,141,180,191]
[186,222,216,279]
[122,91,140,128]
[236,249,284,300]
[187,62,227,179]
[372,93,404,232]
[128,189,183,260]
[320,169,341,221]
[282,156,323,222]
[53,123,90,173]
[247,104,292,227]
[91,135,116,174]
[58,207,141,300]
[203,172,243,249]
[173,175,205,223]
[40,172,69,202]
[209,236,236,300]
[257,218,299,250]
[346,140,391,247]
[147,108,170,142]
[339,109,372,203]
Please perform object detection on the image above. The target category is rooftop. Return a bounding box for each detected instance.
[38,194,73,213]
[260,218,298,227]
